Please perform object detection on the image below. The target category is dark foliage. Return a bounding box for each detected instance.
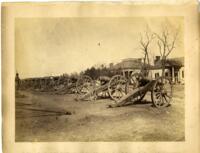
[82,65,116,79]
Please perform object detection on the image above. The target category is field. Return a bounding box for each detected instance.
[15,85,185,141]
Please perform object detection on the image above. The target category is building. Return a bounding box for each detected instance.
[111,56,184,84]
[111,58,144,78]
[151,56,184,84]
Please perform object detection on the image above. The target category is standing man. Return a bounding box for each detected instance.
[15,73,20,90]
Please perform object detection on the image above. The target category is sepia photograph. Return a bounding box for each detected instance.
[15,17,185,142]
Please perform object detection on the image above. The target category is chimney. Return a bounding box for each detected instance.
[154,56,161,65]
[156,56,160,61]
[137,58,142,63]
[109,63,114,68]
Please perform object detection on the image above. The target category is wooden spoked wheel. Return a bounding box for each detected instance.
[108,75,127,102]
[126,73,145,102]
[76,75,96,100]
[151,77,173,108]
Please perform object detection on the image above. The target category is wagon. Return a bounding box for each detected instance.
[75,72,173,108]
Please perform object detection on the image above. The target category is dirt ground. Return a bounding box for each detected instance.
[15,85,185,142]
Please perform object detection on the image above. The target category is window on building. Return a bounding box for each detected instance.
[165,72,169,77]
[155,73,159,78]
[125,71,128,79]
[182,70,184,78]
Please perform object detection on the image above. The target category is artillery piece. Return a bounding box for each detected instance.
[75,74,127,101]
[110,73,173,108]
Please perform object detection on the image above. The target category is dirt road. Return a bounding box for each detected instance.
[15,85,184,141]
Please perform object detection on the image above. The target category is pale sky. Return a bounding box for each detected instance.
[15,17,184,78]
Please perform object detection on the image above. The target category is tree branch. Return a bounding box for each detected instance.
[157,40,163,57]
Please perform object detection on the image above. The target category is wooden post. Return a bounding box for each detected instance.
[172,66,175,83]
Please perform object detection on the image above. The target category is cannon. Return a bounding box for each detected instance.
[109,73,173,108]
[74,74,130,101]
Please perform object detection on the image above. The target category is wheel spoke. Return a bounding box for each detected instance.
[163,95,169,104]
[155,92,161,99]
[159,96,164,106]
[165,93,172,99]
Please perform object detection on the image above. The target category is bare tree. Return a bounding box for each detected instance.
[139,26,155,76]
[155,24,179,77]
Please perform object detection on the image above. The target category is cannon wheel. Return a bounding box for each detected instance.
[108,75,127,102]
[76,75,96,100]
[126,72,145,102]
[151,77,173,108]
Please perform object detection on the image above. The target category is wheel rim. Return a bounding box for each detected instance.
[152,77,172,108]
[76,75,94,95]
[108,75,127,102]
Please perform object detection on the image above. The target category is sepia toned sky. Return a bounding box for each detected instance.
[15,17,184,78]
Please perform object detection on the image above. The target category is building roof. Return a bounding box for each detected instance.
[111,57,184,71]
[111,58,152,70]
[166,57,184,67]
[153,57,184,69]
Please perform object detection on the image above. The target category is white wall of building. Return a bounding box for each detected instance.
[149,69,170,79]
[178,67,184,84]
